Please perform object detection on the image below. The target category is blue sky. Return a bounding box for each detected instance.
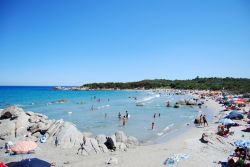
[0,0,250,86]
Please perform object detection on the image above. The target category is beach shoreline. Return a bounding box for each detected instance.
[1,91,249,167]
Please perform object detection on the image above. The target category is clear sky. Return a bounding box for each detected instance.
[0,0,250,86]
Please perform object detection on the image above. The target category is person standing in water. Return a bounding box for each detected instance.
[125,111,128,119]
[118,112,122,119]
[152,122,155,130]
[199,114,203,126]
[122,116,126,127]
[154,113,156,119]
[105,113,107,118]
[158,113,161,117]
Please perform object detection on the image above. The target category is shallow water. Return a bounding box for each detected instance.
[0,86,206,142]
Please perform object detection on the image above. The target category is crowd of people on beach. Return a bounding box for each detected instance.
[194,91,250,167]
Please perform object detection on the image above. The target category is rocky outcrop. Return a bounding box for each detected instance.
[0,106,24,119]
[176,99,198,106]
[0,106,139,156]
[115,131,127,143]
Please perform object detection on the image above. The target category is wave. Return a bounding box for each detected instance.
[137,94,160,103]
[181,115,194,119]
[97,105,110,109]
[15,104,24,107]
[157,132,164,136]
[163,123,174,131]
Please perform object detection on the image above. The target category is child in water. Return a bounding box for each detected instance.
[123,116,126,127]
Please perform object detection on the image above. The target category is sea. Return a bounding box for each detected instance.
[0,86,210,143]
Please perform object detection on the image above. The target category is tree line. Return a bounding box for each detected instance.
[81,77,250,94]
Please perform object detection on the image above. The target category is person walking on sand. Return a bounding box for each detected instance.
[203,115,208,127]
[152,122,155,130]
[122,116,126,127]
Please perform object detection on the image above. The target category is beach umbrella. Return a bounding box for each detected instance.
[235,99,246,105]
[11,141,37,154]
[10,158,51,167]
[224,111,244,120]
[234,140,250,148]
[0,162,7,167]
[219,118,235,125]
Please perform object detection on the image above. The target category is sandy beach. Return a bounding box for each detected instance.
[2,96,249,167]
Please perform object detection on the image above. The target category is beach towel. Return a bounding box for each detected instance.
[164,153,189,165]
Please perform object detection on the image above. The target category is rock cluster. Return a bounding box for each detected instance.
[0,106,139,155]
[176,99,198,106]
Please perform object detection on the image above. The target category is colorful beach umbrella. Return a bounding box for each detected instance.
[11,141,37,154]
[235,99,246,105]
[234,140,250,148]
[10,158,51,167]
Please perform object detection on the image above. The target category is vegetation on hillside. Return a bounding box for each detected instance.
[81,77,250,94]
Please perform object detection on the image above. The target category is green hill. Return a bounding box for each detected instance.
[81,77,250,94]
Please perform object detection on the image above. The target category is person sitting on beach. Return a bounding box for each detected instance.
[199,133,211,144]
[203,115,208,127]
[234,147,246,159]
[217,125,229,136]
[4,143,11,153]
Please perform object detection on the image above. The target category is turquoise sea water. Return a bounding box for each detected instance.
[0,86,209,142]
